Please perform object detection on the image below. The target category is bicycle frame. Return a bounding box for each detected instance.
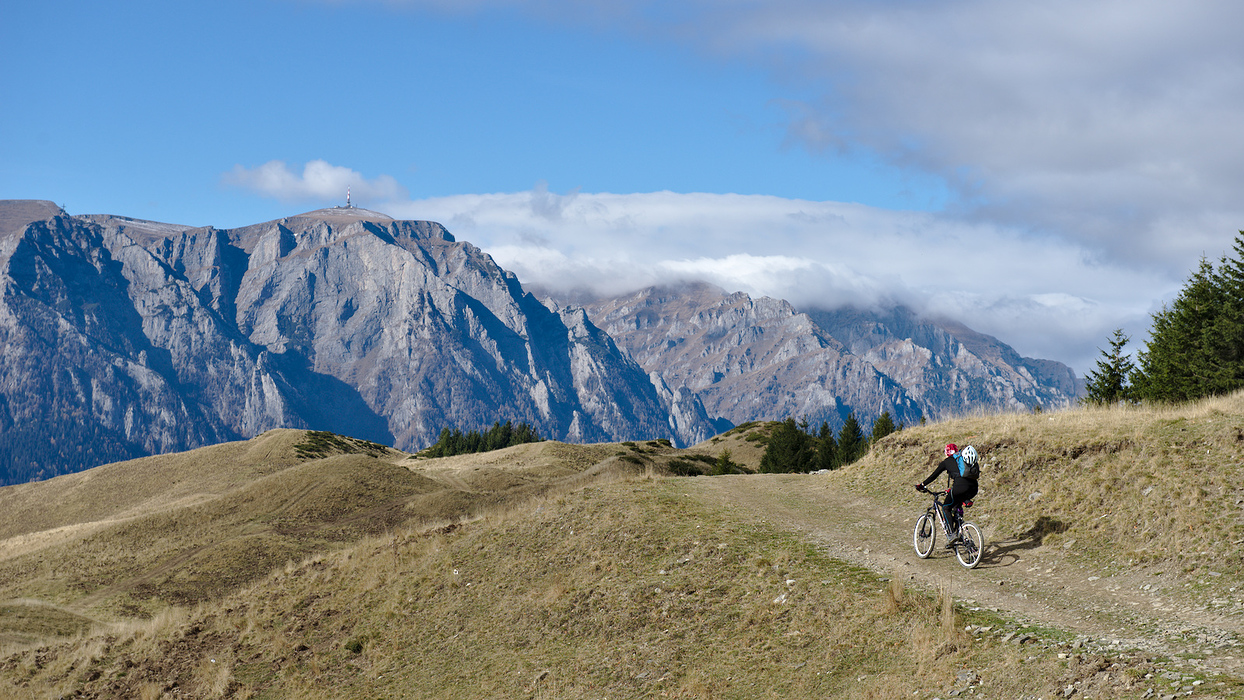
[927,490,966,535]
[914,486,983,568]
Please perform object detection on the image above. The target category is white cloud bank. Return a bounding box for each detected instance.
[223,160,407,204]
[386,185,1169,375]
[222,160,1180,374]
[330,0,1244,274]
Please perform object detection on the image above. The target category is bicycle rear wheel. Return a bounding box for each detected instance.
[913,512,935,558]
[954,522,983,568]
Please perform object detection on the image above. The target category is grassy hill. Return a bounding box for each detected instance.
[2,395,1244,698]
[859,394,1244,578]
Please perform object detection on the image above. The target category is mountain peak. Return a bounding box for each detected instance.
[0,199,66,237]
[289,206,394,225]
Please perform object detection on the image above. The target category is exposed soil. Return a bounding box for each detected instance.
[692,474,1244,682]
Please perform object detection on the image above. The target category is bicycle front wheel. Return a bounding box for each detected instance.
[955,522,983,569]
[914,512,935,558]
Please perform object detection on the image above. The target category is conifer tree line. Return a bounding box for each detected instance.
[1084,232,1244,404]
[759,410,901,473]
[423,420,543,458]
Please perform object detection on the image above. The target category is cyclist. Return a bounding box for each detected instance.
[915,443,979,544]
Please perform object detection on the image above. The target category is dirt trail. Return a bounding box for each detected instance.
[690,474,1244,679]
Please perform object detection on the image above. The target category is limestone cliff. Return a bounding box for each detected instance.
[0,202,714,484]
[580,282,923,430]
[579,282,1079,431]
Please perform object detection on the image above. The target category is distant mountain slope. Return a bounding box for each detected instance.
[805,305,1080,418]
[0,201,715,484]
[580,282,923,430]
[578,283,1078,430]
[0,199,61,237]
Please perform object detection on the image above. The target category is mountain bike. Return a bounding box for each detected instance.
[913,485,983,568]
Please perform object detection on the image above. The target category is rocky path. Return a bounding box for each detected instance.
[690,474,1244,683]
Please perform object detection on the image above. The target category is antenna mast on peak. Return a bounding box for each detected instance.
[346,186,352,209]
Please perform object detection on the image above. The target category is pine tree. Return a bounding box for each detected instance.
[1130,232,1244,402]
[870,411,897,445]
[816,421,838,471]
[837,412,865,466]
[759,418,815,473]
[1134,257,1229,401]
[1082,329,1135,405]
[1209,232,1244,390]
[712,448,741,475]
[423,421,543,457]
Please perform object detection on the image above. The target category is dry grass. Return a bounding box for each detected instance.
[5,395,1244,697]
[846,392,1244,580]
[0,432,637,628]
[692,421,771,467]
[192,651,233,698]
[2,473,1052,698]
[0,429,308,541]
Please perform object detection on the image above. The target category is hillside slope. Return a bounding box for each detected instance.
[4,396,1244,697]
[0,438,1084,699]
[0,430,631,629]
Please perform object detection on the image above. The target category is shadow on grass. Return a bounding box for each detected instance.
[977,515,1069,569]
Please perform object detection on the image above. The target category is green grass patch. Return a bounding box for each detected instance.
[294,431,390,460]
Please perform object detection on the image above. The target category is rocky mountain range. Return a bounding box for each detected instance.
[575,282,1080,431]
[805,305,1081,418]
[578,283,923,431]
[0,200,714,485]
[0,199,1079,485]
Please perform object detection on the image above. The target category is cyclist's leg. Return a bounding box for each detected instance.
[937,495,954,535]
[945,479,978,539]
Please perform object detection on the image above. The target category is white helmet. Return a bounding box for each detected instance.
[961,445,978,467]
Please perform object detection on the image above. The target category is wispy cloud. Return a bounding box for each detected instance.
[721,0,1244,270]
[256,1,1244,374]
[387,186,1163,373]
[331,0,1244,278]
[223,160,408,205]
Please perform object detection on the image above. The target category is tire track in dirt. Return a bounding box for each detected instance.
[71,545,211,611]
[688,474,1244,679]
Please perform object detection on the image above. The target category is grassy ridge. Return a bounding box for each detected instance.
[847,393,1244,582]
[0,434,637,647]
[0,447,440,622]
[2,478,1048,699]
[4,394,1244,697]
[0,430,308,541]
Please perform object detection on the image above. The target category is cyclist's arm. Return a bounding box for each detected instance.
[920,457,955,489]
[919,458,952,488]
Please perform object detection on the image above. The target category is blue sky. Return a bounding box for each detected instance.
[5,0,1244,376]
[4,0,932,216]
